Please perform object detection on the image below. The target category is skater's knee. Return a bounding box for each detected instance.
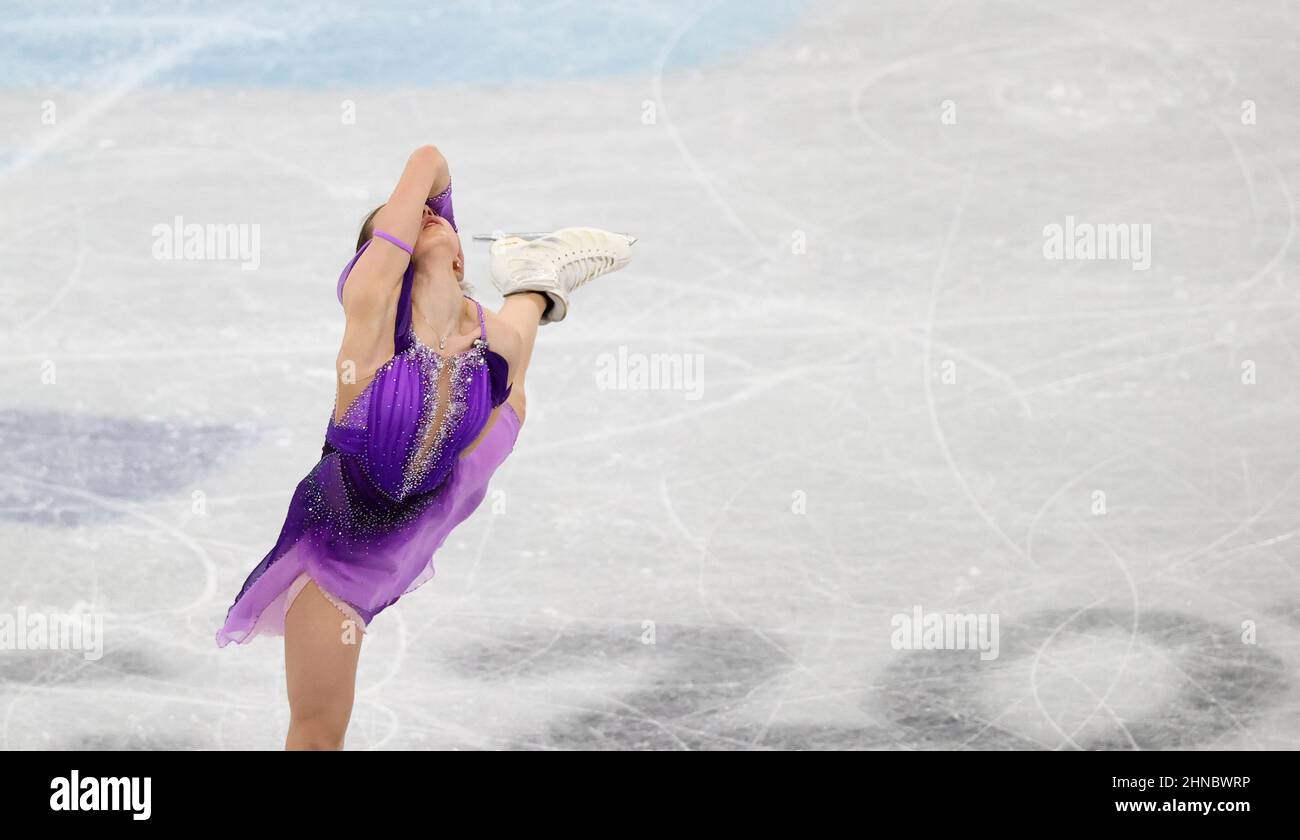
[287,679,353,726]
[289,731,345,751]
[287,710,349,750]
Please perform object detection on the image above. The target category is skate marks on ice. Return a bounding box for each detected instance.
[0,645,197,750]
[0,645,166,686]
[445,621,893,750]
[60,733,205,751]
[0,409,243,526]
[445,610,1284,749]
[875,608,1286,751]
[848,11,1277,198]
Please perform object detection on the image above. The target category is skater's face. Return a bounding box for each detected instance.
[415,204,465,281]
[356,203,465,284]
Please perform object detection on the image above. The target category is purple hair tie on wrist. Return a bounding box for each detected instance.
[426,181,457,232]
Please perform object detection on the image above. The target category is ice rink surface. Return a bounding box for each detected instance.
[0,0,1297,749]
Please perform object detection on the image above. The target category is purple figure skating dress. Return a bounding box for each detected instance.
[217,195,516,646]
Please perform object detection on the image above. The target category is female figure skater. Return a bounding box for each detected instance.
[215,144,633,749]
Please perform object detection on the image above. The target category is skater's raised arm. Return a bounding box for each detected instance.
[341,145,449,311]
[375,144,448,246]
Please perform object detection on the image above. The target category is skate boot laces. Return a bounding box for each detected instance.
[495,228,632,291]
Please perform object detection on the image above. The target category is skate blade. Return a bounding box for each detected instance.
[473,231,638,246]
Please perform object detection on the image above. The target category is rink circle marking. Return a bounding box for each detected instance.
[874,607,1286,749]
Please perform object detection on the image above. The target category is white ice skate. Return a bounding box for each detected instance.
[487,227,636,324]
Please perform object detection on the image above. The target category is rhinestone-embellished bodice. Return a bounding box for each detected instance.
[325,322,497,503]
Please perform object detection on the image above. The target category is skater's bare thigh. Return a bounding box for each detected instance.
[284,580,364,749]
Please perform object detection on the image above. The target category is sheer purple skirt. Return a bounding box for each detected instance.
[215,404,519,646]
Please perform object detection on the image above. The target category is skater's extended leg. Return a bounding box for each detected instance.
[497,292,546,370]
[494,291,547,422]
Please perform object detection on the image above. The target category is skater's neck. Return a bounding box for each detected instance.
[410,262,465,329]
